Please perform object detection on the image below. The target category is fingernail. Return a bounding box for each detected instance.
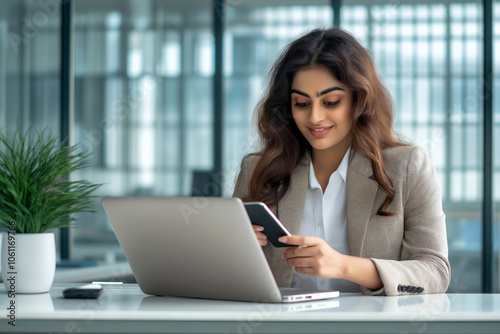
[263,240,267,245]
[279,237,287,242]
[255,226,264,231]
[262,235,267,240]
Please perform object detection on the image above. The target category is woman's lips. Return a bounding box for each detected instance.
[308,126,334,137]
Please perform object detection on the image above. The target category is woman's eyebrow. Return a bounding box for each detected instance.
[318,87,345,96]
[290,87,345,98]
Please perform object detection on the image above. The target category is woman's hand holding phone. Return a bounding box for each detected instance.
[252,224,267,246]
[245,202,295,247]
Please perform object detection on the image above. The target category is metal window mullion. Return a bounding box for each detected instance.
[213,0,224,193]
[60,0,74,261]
[482,0,494,294]
[332,0,341,27]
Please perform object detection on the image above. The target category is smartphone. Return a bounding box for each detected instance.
[244,202,296,247]
[63,284,103,299]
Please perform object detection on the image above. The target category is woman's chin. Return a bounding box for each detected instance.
[308,140,342,151]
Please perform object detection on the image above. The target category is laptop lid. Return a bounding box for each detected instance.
[102,196,283,303]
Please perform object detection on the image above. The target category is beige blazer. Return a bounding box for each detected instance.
[232,145,450,296]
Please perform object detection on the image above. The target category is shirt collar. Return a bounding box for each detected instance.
[309,146,351,189]
[337,146,350,182]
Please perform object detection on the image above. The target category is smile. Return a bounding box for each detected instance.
[308,126,333,137]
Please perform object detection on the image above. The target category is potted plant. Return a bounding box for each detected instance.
[0,127,101,293]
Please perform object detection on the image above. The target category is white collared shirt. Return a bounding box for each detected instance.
[291,147,360,292]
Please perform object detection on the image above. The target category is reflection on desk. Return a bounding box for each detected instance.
[0,283,499,334]
[138,295,340,313]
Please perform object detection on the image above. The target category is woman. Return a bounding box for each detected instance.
[232,27,450,296]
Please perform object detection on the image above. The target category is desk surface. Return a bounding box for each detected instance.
[1,283,499,334]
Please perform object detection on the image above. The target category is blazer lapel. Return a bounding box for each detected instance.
[277,154,309,235]
[346,149,379,257]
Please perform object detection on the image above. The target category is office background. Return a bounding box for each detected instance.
[0,0,498,293]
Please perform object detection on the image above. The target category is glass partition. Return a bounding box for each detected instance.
[72,0,213,262]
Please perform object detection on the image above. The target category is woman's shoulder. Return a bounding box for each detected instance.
[233,153,263,199]
[235,153,262,185]
[381,144,428,160]
[238,153,262,173]
[380,145,434,178]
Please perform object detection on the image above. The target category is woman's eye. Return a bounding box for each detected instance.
[294,102,309,108]
[325,100,341,106]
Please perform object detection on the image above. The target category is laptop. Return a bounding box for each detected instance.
[102,196,340,303]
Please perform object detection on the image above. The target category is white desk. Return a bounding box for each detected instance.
[1,284,499,334]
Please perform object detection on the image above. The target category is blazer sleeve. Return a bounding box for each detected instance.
[363,147,451,296]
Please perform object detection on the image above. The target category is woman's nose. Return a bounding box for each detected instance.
[309,103,325,124]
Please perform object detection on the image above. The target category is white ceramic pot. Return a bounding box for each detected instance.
[1,233,56,293]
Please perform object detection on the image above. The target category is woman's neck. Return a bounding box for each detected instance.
[311,137,351,192]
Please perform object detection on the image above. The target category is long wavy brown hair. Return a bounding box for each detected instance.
[248,27,406,216]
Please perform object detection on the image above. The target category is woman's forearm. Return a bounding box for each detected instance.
[341,255,383,291]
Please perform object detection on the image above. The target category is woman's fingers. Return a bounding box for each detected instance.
[252,225,267,246]
[255,232,267,246]
[282,245,315,260]
[255,231,267,246]
[255,231,267,240]
[252,225,264,232]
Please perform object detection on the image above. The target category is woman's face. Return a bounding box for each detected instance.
[291,66,353,153]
